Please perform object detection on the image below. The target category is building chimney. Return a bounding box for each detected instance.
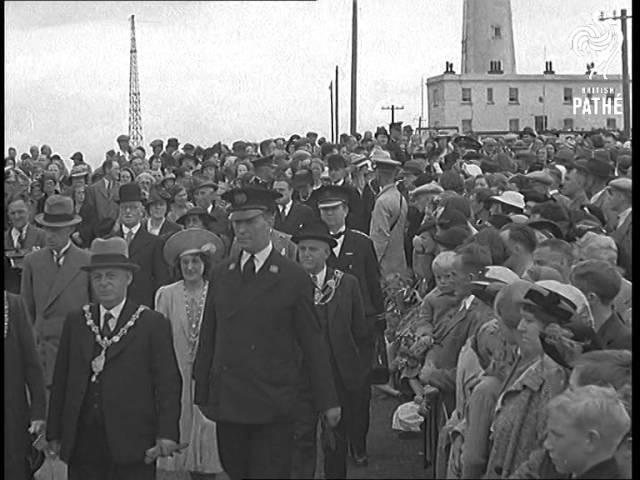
[488,60,504,74]
[444,61,456,74]
[544,61,555,74]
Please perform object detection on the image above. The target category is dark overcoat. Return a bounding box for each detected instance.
[274,201,316,236]
[193,249,338,424]
[46,301,182,464]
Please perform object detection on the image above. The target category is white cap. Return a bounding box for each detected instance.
[489,191,525,210]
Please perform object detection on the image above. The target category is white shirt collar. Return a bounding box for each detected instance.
[147,217,165,235]
[99,297,127,329]
[11,225,27,244]
[312,265,328,288]
[330,226,347,257]
[241,242,273,273]
[459,294,475,312]
[123,223,141,237]
[52,240,72,257]
[280,199,293,216]
[207,204,214,214]
[617,207,632,228]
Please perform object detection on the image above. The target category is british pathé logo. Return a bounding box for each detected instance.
[569,13,621,80]
[573,87,623,115]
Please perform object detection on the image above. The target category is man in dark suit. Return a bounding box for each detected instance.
[112,183,170,308]
[317,185,385,466]
[191,175,232,253]
[193,187,340,480]
[77,158,120,247]
[327,154,366,233]
[273,175,316,235]
[46,237,183,480]
[290,222,369,479]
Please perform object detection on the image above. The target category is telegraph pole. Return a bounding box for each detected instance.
[381,105,404,124]
[335,66,340,142]
[599,9,632,138]
[418,77,424,131]
[330,82,335,143]
[350,0,358,135]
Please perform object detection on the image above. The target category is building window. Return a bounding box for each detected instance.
[509,119,519,132]
[461,88,472,103]
[509,88,519,103]
[607,118,617,129]
[563,118,574,130]
[487,88,494,103]
[433,88,439,107]
[492,26,502,39]
[563,88,573,104]
[462,119,472,133]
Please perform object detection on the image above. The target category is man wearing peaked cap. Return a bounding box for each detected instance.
[250,155,276,188]
[193,185,340,480]
[112,183,170,308]
[21,194,92,389]
[290,221,369,478]
[272,175,317,236]
[46,236,183,479]
[326,154,367,233]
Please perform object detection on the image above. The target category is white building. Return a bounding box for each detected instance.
[426,0,631,134]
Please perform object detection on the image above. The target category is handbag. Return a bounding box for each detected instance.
[370,328,390,385]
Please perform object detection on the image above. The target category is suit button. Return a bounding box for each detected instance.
[250,344,256,351]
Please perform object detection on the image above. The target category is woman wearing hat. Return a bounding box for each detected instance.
[155,229,225,479]
[484,282,578,478]
[35,172,60,215]
[167,185,195,223]
[145,188,182,239]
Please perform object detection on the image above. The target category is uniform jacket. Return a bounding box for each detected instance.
[193,249,339,424]
[369,182,408,280]
[3,223,46,252]
[78,179,120,246]
[114,226,170,308]
[327,229,384,319]
[318,268,369,390]
[20,244,91,386]
[274,201,316,236]
[4,292,47,468]
[46,301,182,464]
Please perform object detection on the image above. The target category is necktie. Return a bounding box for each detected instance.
[331,230,345,239]
[102,312,115,338]
[125,229,134,245]
[15,228,26,249]
[53,250,65,267]
[242,254,256,283]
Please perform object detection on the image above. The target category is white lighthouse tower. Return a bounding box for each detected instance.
[461,0,516,74]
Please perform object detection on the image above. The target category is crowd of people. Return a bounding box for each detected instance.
[3,123,632,480]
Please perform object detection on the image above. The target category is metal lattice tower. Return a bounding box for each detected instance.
[128,14,143,148]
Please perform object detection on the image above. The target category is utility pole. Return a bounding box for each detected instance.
[335,66,339,142]
[418,77,424,131]
[599,9,632,138]
[330,82,335,143]
[128,14,143,148]
[350,0,358,136]
[381,105,404,124]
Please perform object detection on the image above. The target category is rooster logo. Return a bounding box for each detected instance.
[569,13,621,80]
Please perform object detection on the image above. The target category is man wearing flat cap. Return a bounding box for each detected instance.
[20,195,92,390]
[162,138,180,171]
[148,139,164,171]
[111,183,170,307]
[46,237,183,480]
[70,151,93,174]
[115,134,132,167]
[193,187,340,480]
[316,184,384,466]
[290,221,369,478]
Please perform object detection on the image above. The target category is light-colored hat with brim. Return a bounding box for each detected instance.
[81,237,140,272]
[410,182,443,196]
[371,149,401,169]
[489,191,525,210]
[608,177,632,194]
[35,195,82,228]
[163,227,225,266]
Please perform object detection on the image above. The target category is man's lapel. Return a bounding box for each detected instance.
[127,227,152,257]
[43,246,83,312]
[326,267,340,323]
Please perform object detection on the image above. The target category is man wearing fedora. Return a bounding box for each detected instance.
[112,183,170,308]
[290,221,369,479]
[46,237,183,480]
[20,195,91,390]
[316,184,385,466]
[193,186,340,480]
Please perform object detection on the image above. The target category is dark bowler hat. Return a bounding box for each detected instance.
[327,154,347,170]
[292,169,313,187]
[70,152,84,162]
[291,221,337,248]
[221,187,282,221]
[81,237,140,272]
[35,195,82,228]
[116,134,130,143]
[117,183,145,203]
[251,155,275,169]
[375,126,389,138]
[316,185,350,209]
[167,137,180,147]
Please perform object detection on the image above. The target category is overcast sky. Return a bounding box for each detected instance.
[5,0,632,168]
